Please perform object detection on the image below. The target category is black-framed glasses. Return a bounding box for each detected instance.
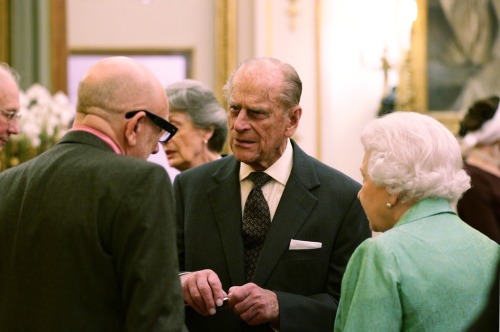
[0,108,21,123]
[125,110,177,143]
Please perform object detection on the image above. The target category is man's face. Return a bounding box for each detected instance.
[0,74,20,151]
[227,67,298,171]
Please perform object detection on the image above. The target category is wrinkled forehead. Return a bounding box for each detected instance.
[232,67,283,103]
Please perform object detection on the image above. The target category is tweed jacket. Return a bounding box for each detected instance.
[0,131,186,332]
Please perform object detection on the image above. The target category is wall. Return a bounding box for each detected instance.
[67,0,216,87]
[67,0,392,183]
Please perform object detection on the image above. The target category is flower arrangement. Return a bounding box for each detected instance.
[0,84,74,170]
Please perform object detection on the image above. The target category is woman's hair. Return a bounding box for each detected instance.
[361,112,470,203]
[459,96,500,137]
[165,79,227,152]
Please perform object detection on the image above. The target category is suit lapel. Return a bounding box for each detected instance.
[207,158,247,286]
[253,142,320,285]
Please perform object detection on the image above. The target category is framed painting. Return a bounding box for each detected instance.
[410,0,500,134]
[67,48,192,106]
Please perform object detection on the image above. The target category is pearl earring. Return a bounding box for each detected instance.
[386,202,392,208]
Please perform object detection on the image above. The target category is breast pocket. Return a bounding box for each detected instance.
[284,247,324,262]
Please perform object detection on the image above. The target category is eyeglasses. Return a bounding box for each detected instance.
[0,108,21,123]
[125,110,177,143]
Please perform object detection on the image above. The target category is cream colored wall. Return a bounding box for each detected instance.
[67,0,216,87]
[321,0,385,182]
[67,0,387,183]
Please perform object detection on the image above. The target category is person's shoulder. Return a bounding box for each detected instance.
[180,155,236,179]
[90,153,168,185]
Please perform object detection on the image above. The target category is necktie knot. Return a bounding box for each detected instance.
[249,172,272,189]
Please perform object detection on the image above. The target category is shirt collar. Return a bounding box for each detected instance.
[70,125,123,154]
[394,197,456,228]
[240,138,293,185]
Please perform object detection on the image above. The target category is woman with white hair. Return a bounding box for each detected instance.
[334,112,499,331]
[457,96,500,244]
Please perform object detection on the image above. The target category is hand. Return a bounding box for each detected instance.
[181,269,227,316]
[227,283,279,326]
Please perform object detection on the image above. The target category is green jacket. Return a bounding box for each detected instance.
[335,198,499,332]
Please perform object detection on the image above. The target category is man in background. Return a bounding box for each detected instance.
[0,63,20,150]
[0,56,186,331]
[175,57,371,331]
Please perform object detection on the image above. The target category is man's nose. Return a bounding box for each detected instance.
[233,110,250,131]
[8,120,20,135]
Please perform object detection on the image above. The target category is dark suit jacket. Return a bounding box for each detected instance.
[174,140,371,332]
[0,131,186,332]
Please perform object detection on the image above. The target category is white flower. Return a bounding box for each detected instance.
[13,84,74,147]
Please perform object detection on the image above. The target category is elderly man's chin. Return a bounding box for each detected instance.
[232,149,257,163]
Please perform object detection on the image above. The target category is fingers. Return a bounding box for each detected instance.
[228,283,279,326]
[181,269,227,316]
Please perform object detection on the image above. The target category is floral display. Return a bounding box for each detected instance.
[1,84,74,170]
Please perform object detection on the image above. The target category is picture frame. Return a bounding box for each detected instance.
[411,0,500,134]
[411,0,460,134]
[67,48,193,106]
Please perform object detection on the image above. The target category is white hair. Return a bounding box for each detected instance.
[361,112,471,203]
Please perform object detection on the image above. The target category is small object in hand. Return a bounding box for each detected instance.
[217,297,229,310]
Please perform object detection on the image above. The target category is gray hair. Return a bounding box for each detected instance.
[361,112,471,204]
[165,79,227,152]
[222,57,302,110]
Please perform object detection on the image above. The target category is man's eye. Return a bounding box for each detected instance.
[228,107,240,116]
[249,110,267,117]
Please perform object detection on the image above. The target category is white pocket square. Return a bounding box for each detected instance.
[289,239,322,250]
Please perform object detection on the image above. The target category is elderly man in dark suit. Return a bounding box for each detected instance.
[0,57,186,331]
[175,57,371,331]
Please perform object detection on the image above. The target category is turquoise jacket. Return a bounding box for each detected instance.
[334,198,499,332]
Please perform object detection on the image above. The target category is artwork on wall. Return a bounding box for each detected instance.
[67,49,192,106]
[410,0,500,134]
[423,0,500,112]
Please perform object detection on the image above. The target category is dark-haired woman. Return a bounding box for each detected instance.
[457,96,500,244]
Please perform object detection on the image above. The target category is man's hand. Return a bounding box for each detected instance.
[227,283,279,326]
[181,269,227,316]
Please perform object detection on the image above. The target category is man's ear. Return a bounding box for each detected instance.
[124,112,146,147]
[285,105,302,137]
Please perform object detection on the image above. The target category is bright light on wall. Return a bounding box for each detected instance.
[396,0,417,51]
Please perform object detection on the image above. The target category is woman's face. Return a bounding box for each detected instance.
[358,153,396,232]
[163,110,210,171]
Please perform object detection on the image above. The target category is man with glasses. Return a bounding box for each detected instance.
[0,57,186,331]
[0,63,21,151]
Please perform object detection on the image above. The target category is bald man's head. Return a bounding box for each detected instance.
[77,56,166,115]
[73,57,171,159]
